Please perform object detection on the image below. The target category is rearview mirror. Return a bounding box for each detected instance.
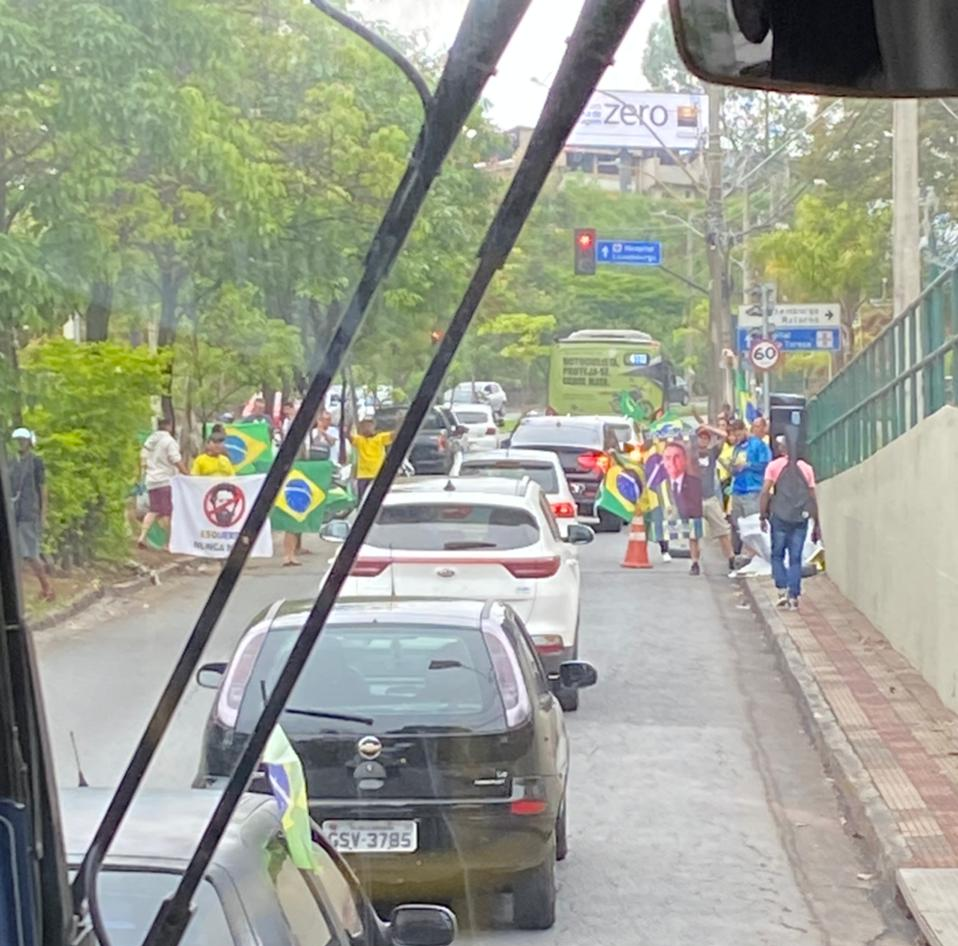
[320,519,350,544]
[669,0,958,96]
[389,905,457,946]
[559,661,598,691]
[564,524,595,546]
[196,662,226,689]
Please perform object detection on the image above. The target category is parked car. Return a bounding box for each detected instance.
[60,788,456,946]
[506,416,635,533]
[322,477,593,709]
[448,403,499,452]
[374,405,463,475]
[443,381,507,423]
[194,599,597,930]
[451,448,578,536]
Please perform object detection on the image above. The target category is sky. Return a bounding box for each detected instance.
[351,0,668,129]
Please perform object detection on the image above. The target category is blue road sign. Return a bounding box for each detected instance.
[736,327,842,353]
[597,240,662,266]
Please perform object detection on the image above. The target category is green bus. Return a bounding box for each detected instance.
[547,329,683,421]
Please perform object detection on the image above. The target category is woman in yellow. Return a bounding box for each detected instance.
[349,418,395,501]
[191,433,236,477]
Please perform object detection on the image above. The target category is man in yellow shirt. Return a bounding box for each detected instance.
[191,433,236,477]
[349,418,395,501]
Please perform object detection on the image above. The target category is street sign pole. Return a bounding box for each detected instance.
[761,283,776,419]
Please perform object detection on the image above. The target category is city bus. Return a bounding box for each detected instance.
[547,329,681,421]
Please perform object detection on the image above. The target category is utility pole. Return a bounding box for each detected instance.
[892,100,921,314]
[706,83,729,417]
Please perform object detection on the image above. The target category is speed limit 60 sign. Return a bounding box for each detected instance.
[749,337,781,371]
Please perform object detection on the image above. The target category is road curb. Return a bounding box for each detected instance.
[740,577,912,883]
[28,559,192,632]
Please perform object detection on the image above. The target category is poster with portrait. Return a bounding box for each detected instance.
[660,439,703,522]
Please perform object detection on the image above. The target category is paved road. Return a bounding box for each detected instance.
[35,535,913,945]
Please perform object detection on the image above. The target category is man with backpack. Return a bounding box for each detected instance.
[760,428,821,610]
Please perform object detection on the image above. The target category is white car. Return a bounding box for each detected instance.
[449,403,500,452]
[444,381,507,414]
[324,477,594,710]
[451,448,579,536]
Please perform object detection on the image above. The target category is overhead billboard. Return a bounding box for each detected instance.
[567,90,708,151]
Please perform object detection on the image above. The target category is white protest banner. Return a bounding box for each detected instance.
[169,474,273,558]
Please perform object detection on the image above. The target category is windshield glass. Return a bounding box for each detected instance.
[460,461,560,493]
[366,502,539,550]
[455,409,491,424]
[242,625,507,733]
[90,873,230,946]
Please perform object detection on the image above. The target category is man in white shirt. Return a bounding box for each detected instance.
[137,418,188,549]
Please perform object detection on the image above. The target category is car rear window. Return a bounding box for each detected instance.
[367,503,539,550]
[420,409,445,430]
[459,461,559,493]
[511,422,601,448]
[245,624,508,733]
[456,409,490,424]
[85,872,230,946]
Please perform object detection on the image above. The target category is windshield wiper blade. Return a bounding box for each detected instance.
[385,724,473,734]
[283,708,374,726]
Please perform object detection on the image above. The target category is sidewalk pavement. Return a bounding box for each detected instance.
[748,573,958,942]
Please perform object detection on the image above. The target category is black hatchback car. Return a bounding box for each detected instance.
[507,415,634,532]
[194,599,597,930]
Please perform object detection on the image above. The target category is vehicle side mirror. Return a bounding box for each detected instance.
[564,524,595,545]
[320,519,350,543]
[196,662,226,689]
[559,660,598,691]
[389,904,457,946]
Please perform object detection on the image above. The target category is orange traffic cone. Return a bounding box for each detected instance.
[621,508,653,569]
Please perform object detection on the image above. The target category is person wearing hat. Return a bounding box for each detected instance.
[9,428,54,600]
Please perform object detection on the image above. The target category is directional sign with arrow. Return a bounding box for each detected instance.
[737,302,840,330]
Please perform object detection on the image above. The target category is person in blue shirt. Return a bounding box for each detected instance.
[728,417,772,573]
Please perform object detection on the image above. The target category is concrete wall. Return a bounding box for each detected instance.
[817,405,958,711]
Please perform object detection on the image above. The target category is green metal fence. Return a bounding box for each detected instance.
[808,265,958,480]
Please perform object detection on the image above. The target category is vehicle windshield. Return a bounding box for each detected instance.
[366,503,539,550]
[459,461,560,493]
[454,409,491,424]
[510,423,601,448]
[84,872,230,946]
[242,625,507,734]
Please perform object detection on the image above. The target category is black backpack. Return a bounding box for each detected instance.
[770,455,811,524]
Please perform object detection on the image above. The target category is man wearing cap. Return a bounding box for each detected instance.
[10,428,54,600]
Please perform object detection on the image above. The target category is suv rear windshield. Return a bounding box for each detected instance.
[459,461,559,493]
[455,409,490,424]
[511,422,601,448]
[243,624,508,734]
[367,503,539,550]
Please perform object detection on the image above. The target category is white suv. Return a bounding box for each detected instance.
[324,477,593,710]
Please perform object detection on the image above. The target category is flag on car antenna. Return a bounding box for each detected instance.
[262,725,317,870]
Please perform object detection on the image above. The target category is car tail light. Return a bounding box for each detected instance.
[577,451,609,474]
[351,558,390,577]
[532,634,565,655]
[216,626,268,728]
[511,799,548,816]
[511,777,548,816]
[551,501,576,518]
[502,556,560,579]
[485,426,497,435]
[437,434,447,451]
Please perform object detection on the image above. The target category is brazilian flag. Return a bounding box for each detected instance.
[204,421,273,474]
[596,460,644,524]
[262,726,317,870]
[270,461,355,533]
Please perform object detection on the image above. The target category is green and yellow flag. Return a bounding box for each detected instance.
[204,421,273,474]
[263,725,316,870]
[269,461,355,533]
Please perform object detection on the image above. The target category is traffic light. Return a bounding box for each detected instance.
[430,329,443,345]
[573,228,597,276]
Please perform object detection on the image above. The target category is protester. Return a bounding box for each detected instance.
[760,430,821,610]
[349,417,395,501]
[137,417,188,550]
[728,417,772,574]
[309,410,340,461]
[696,426,736,573]
[280,400,296,439]
[662,439,705,576]
[9,428,54,600]
[752,415,770,445]
[191,432,236,476]
[243,397,272,427]
[635,430,672,562]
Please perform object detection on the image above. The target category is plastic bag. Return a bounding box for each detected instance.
[735,514,824,577]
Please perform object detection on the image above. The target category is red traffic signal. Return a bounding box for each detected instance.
[574,228,597,276]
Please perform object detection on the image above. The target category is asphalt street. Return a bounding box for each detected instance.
[35,533,914,945]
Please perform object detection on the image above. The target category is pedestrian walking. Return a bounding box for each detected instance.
[728,417,772,574]
[696,426,736,573]
[137,417,188,550]
[760,429,820,610]
[9,428,54,600]
[191,432,236,477]
[349,417,395,502]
